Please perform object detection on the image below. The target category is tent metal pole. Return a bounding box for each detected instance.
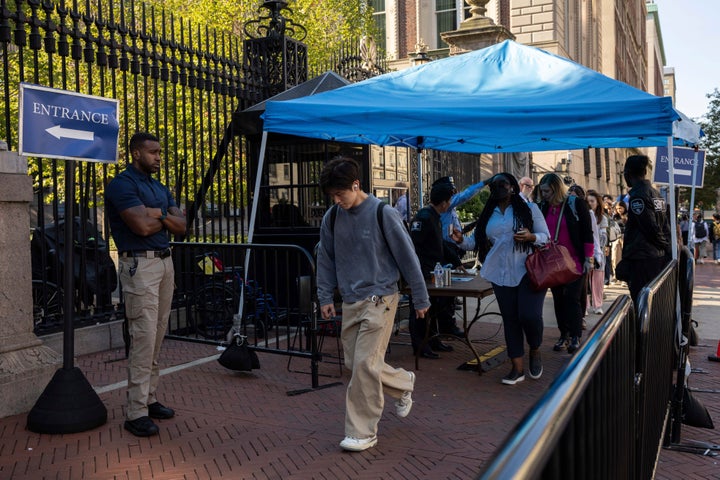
[417,147,423,208]
[248,130,268,245]
[230,130,269,339]
[667,138,678,261]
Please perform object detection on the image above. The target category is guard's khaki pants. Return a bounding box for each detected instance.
[341,292,414,438]
[119,255,174,421]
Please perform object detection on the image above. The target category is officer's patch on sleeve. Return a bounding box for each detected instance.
[653,197,666,211]
[410,221,422,232]
[630,198,645,215]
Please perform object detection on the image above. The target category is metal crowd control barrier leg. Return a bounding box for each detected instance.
[286,275,343,396]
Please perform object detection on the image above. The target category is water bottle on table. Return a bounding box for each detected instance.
[433,262,444,288]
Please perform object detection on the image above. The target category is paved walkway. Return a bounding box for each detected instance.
[0,266,718,479]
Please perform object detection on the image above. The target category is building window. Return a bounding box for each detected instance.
[583,148,591,175]
[368,0,386,54]
[435,0,470,48]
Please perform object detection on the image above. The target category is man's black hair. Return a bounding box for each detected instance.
[319,156,361,194]
[624,154,650,177]
[430,182,454,205]
[129,132,160,154]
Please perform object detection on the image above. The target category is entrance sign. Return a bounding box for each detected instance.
[19,83,120,163]
[653,146,705,188]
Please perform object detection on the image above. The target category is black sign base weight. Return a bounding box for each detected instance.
[27,367,107,434]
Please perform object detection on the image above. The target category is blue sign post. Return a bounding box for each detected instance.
[19,83,120,163]
[653,146,705,188]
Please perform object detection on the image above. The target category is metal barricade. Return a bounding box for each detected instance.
[167,242,339,393]
[479,259,679,479]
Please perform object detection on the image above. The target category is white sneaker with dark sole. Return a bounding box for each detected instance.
[340,435,378,451]
[395,371,415,418]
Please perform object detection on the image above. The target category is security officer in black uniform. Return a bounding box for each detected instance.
[619,154,671,306]
[407,181,464,358]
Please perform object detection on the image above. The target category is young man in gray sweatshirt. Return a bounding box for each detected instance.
[317,157,430,452]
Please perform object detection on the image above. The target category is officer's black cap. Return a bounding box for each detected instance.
[432,176,455,188]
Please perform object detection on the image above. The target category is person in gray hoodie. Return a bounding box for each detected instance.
[317,156,430,452]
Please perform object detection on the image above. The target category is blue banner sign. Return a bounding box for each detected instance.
[19,83,120,163]
[653,146,705,188]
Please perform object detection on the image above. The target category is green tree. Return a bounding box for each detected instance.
[697,89,720,212]
[143,0,376,74]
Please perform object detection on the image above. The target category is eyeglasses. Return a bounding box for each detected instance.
[520,183,534,188]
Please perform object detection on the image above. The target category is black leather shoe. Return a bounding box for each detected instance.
[429,340,454,352]
[148,402,175,419]
[124,416,159,437]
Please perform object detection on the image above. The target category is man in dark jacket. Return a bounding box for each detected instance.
[408,182,465,358]
[620,154,671,306]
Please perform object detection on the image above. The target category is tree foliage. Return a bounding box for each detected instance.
[696,89,720,212]
[142,0,375,74]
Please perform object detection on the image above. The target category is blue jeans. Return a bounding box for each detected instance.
[714,240,720,260]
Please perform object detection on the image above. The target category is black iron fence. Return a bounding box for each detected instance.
[1,0,257,334]
[479,259,679,479]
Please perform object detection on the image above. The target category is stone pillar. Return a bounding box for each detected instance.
[0,150,62,418]
[440,0,515,55]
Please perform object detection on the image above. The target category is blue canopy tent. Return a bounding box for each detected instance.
[256,40,701,258]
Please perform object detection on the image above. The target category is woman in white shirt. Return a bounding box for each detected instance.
[586,190,608,315]
[476,173,550,385]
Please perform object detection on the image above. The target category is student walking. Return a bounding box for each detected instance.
[316,157,430,452]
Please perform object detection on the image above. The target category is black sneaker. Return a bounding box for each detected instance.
[124,416,159,437]
[528,351,543,379]
[553,336,568,352]
[567,336,581,354]
[148,402,175,419]
[501,369,525,385]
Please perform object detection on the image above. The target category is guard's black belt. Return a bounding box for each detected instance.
[119,248,172,259]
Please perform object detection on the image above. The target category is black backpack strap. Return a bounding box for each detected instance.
[377,202,389,246]
[329,204,339,234]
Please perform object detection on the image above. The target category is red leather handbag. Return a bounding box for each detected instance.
[525,198,582,291]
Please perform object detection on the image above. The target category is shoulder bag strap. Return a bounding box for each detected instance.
[553,197,567,242]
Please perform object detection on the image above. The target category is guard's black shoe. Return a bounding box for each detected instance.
[124,416,159,437]
[148,402,175,419]
[567,337,581,354]
[429,339,454,352]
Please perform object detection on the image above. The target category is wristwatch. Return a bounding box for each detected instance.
[160,207,167,221]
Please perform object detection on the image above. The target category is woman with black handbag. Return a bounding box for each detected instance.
[475,173,550,385]
[537,173,595,354]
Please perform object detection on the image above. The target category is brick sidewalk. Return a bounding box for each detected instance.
[1,273,718,479]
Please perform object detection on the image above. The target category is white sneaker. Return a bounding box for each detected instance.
[339,435,378,451]
[593,307,604,315]
[395,371,415,418]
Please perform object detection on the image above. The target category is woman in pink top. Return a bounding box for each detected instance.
[537,174,595,354]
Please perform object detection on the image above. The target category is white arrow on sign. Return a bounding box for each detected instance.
[45,125,95,141]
